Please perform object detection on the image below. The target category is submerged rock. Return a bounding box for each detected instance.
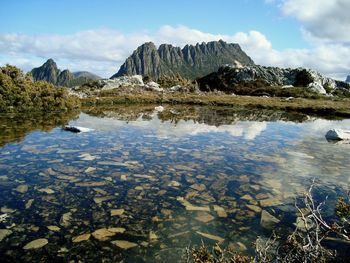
[92,227,125,241]
[260,210,280,229]
[23,238,48,250]
[15,184,28,193]
[85,167,96,173]
[0,229,12,241]
[213,205,228,218]
[110,209,125,216]
[195,213,215,223]
[196,231,224,244]
[168,181,181,187]
[325,129,350,141]
[60,212,72,227]
[47,226,61,232]
[177,197,210,212]
[38,188,55,194]
[111,240,138,249]
[72,233,91,243]
[149,231,158,241]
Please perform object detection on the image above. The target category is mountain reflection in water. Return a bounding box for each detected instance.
[0,105,349,262]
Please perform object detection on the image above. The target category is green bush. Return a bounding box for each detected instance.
[0,64,80,112]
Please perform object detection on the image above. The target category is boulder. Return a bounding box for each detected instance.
[101,75,144,90]
[154,106,164,112]
[169,85,189,92]
[307,82,327,95]
[325,129,350,141]
[144,81,163,92]
[63,126,93,133]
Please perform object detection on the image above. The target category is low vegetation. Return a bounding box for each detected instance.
[1,64,350,118]
[82,92,350,118]
[0,65,80,112]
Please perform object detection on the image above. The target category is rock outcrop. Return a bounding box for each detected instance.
[325,129,350,141]
[111,40,254,79]
[85,75,164,93]
[31,59,100,87]
[197,64,350,95]
[100,75,144,90]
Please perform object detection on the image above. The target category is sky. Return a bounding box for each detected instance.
[0,0,349,80]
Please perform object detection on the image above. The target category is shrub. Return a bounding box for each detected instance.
[0,64,80,112]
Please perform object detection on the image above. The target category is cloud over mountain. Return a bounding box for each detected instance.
[0,24,349,79]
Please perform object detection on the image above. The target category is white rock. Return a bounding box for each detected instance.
[307,82,327,95]
[154,106,164,112]
[101,75,144,90]
[325,129,350,140]
[145,81,163,92]
[282,85,294,89]
[170,85,181,91]
[233,60,244,69]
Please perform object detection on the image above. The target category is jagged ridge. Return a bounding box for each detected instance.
[111,40,254,79]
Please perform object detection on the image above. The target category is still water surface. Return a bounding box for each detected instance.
[0,105,349,262]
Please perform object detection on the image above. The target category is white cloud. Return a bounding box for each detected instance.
[0,25,349,80]
[280,0,350,43]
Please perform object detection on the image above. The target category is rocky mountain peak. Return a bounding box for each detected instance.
[57,69,74,86]
[31,59,100,87]
[111,40,254,79]
[45,58,57,66]
[31,58,60,84]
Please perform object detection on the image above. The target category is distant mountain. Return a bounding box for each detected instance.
[73,71,101,80]
[346,75,350,83]
[111,40,254,79]
[31,59,101,87]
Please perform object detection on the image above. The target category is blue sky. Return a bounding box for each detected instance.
[1,0,305,49]
[0,0,349,79]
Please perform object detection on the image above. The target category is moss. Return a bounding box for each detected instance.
[335,197,350,219]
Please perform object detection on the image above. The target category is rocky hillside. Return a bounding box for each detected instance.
[111,40,254,79]
[31,59,100,87]
[197,64,350,97]
[346,75,350,83]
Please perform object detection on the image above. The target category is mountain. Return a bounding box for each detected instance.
[111,40,254,79]
[31,59,60,84]
[31,59,101,87]
[346,75,350,83]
